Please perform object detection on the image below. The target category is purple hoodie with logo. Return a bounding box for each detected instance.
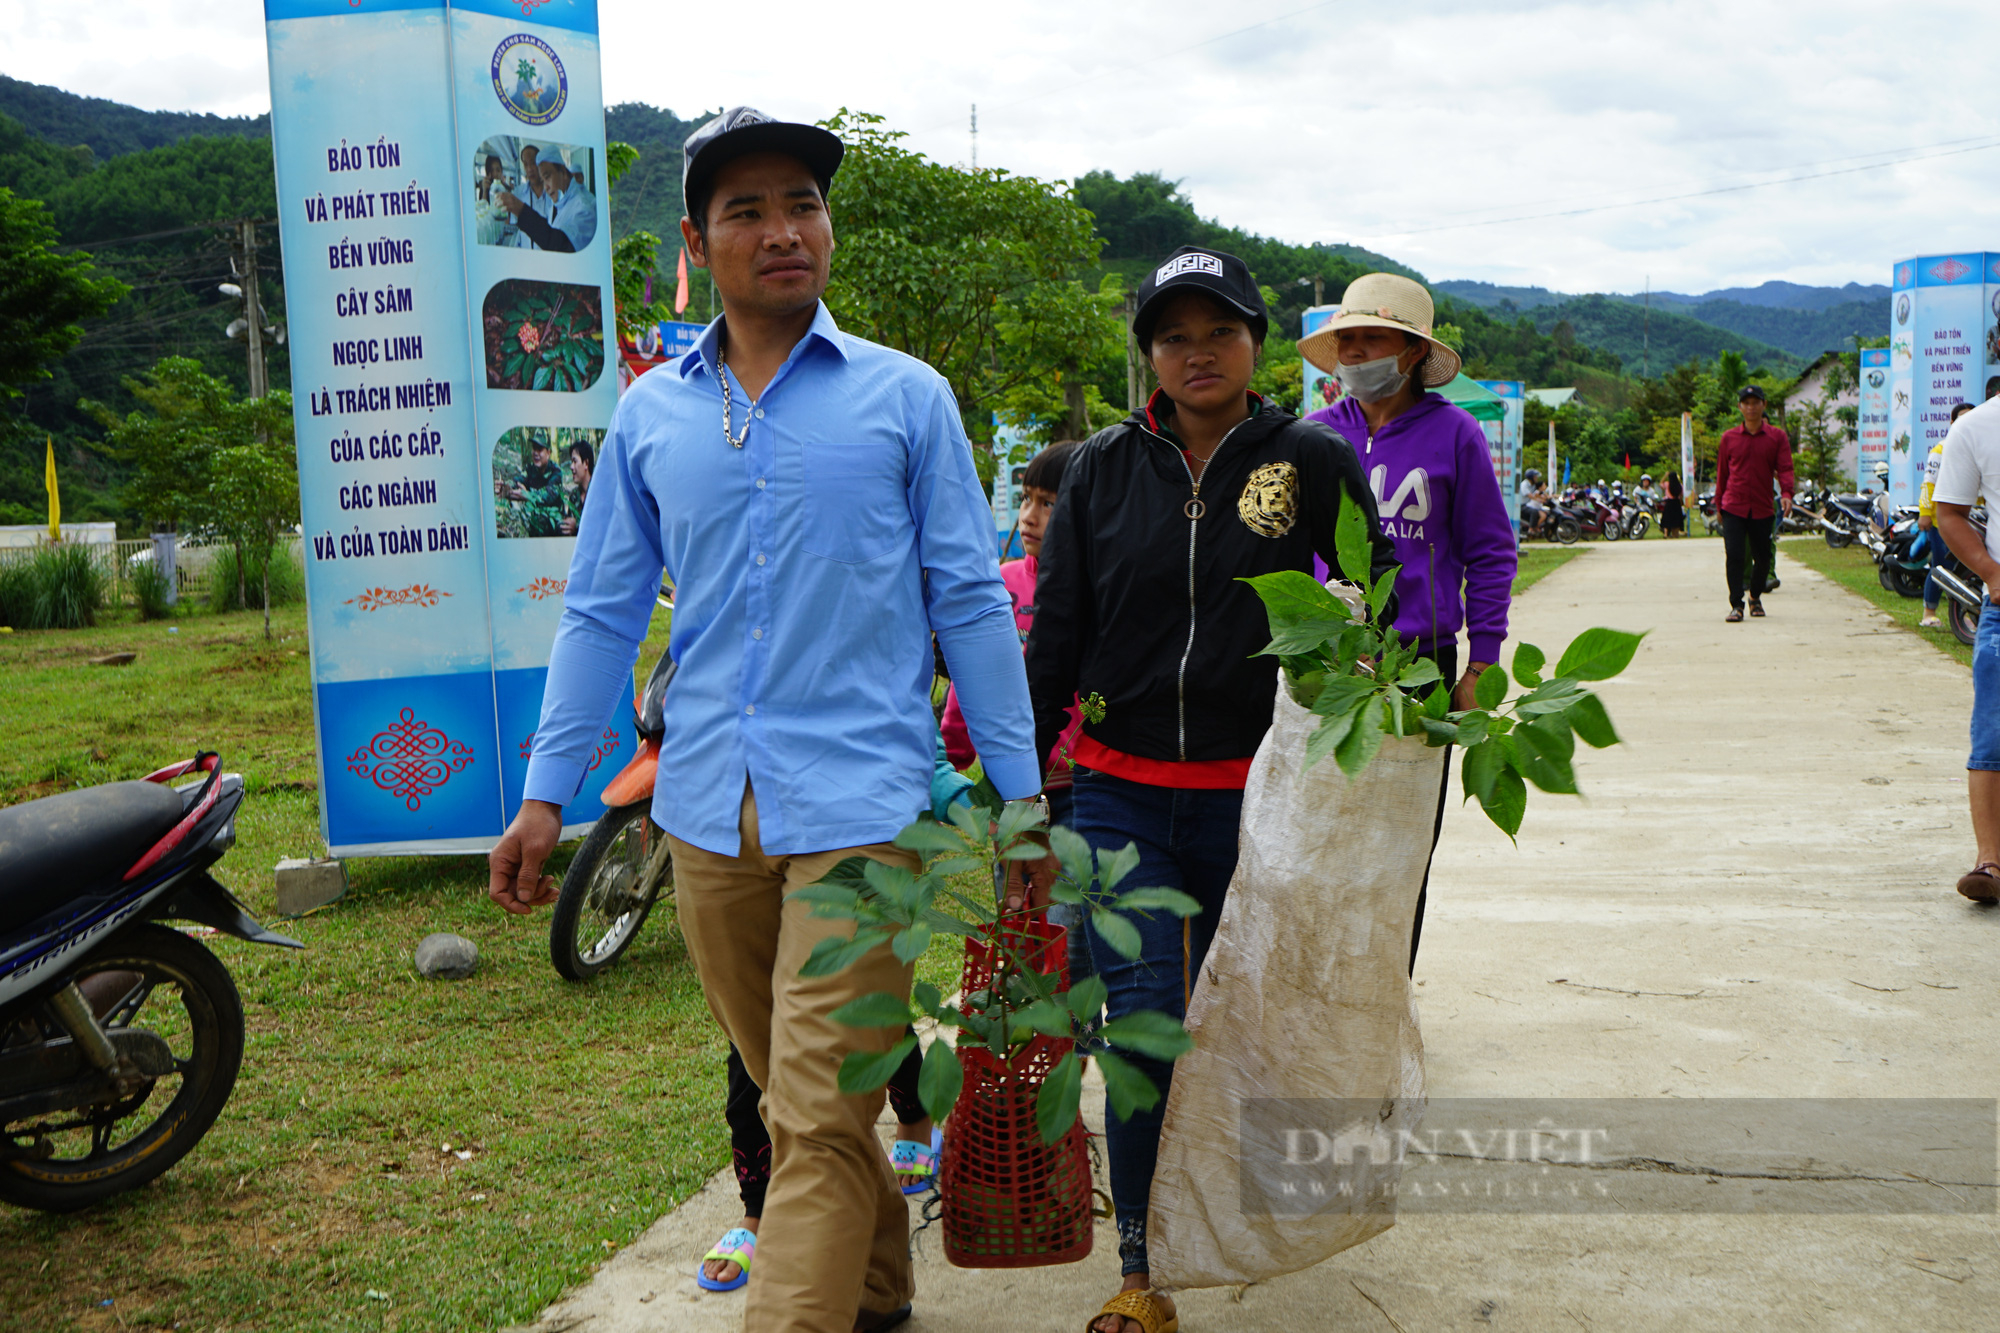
[1305,392,1517,665]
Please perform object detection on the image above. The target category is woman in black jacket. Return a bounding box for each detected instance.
[1023,246,1396,1333]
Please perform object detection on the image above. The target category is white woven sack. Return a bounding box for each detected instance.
[1148,685,1444,1291]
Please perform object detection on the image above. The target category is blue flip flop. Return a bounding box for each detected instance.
[891,1126,944,1196]
[696,1226,755,1292]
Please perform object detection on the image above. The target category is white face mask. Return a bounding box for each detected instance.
[1336,353,1410,404]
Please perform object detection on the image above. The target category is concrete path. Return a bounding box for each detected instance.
[514,539,1998,1332]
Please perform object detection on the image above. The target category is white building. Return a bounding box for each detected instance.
[1783,352,1862,481]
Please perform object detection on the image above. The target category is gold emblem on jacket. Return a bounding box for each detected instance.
[1237,461,1298,538]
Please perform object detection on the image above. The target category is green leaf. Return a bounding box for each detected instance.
[1418,716,1458,747]
[946,800,987,840]
[1384,684,1406,738]
[1034,1052,1084,1145]
[918,1035,963,1124]
[1240,569,1348,631]
[925,854,986,879]
[1334,496,1375,588]
[786,884,863,918]
[1305,704,1360,771]
[1288,668,1327,708]
[890,922,935,963]
[837,1037,918,1095]
[1397,656,1442,689]
[532,363,553,391]
[996,797,1046,841]
[1421,681,1452,720]
[912,981,943,1016]
[798,928,891,978]
[811,855,874,894]
[1514,679,1583,716]
[1553,627,1647,681]
[1461,738,1504,804]
[1096,1049,1162,1122]
[1099,1011,1194,1061]
[1090,906,1143,960]
[1366,565,1397,617]
[1048,825,1094,888]
[830,991,914,1028]
[1566,692,1621,748]
[863,860,921,914]
[1066,975,1108,1023]
[1453,710,1490,746]
[1334,694,1386,778]
[1095,841,1141,892]
[920,908,981,939]
[1477,765,1527,838]
[1112,886,1203,918]
[1512,642,1545,689]
[1311,675,1377,718]
[1513,715,1578,794]
[893,821,968,855]
[1017,999,1075,1039]
[1472,662,1509,711]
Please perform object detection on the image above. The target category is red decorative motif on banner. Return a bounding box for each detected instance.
[1929,258,1972,284]
[348,708,474,811]
[519,726,622,771]
[517,577,568,600]
[344,584,452,611]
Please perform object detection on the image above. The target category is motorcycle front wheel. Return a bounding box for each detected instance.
[1554,517,1581,545]
[1629,514,1651,540]
[0,924,244,1213]
[550,802,669,981]
[1823,524,1854,549]
[1891,565,1928,599]
[1604,518,1624,541]
[1949,597,1982,647]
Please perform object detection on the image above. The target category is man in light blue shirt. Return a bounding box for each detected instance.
[487,107,1042,1333]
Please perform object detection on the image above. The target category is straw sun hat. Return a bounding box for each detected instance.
[1298,272,1462,388]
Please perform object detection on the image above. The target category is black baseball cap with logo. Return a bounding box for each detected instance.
[1738,383,1767,401]
[682,107,845,226]
[1132,245,1269,349]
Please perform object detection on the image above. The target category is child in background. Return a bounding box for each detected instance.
[941,441,1084,825]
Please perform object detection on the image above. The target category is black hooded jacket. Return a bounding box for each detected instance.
[1025,393,1399,769]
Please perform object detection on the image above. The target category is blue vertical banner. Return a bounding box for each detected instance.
[990,416,1034,560]
[264,0,627,854]
[446,0,630,836]
[1857,348,1890,490]
[1901,253,1990,509]
[1300,305,1340,415]
[1475,380,1524,539]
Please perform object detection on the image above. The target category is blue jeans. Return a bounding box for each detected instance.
[1071,767,1244,1276]
[1972,602,2000,771]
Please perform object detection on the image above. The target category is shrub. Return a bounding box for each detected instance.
[0,544,106,630]
[131,557,174,620]
[208,544,305,612]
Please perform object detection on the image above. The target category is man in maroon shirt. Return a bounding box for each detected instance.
[1714,384,1795,621]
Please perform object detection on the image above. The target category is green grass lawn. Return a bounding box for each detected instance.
[1780,537,1971,669]
[1513,543,1588,596]
[0,603,778,1332]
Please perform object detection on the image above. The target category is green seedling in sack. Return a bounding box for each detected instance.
[790,798,1198,1145]
[1242,497,1644,839]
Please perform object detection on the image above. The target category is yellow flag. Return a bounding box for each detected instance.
[44,438,60,542]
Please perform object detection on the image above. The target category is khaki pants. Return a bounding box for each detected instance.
[668,787,920,1333]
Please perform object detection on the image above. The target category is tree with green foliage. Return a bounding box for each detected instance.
[605,140,673,345]
[818,111,1124,472]
[0,187,126,395]
[202,421,299,639]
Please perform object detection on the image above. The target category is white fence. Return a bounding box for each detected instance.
[0,535,303,609]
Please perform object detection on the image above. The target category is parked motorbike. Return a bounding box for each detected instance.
[1925,508,1988,646]
[1522,497,1581,545]
[1,753,299,1212]
[1875,512,1931,599]
[549,650,676,981]
[1816,491,1876,549]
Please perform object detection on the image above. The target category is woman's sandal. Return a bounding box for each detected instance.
[1957,862,2000,903]
[1087,1289,1179,1333]
[890,1126,943,1196]
[695,1226,755,1293]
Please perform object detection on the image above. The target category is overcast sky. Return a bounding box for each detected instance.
[6,0,1997,295]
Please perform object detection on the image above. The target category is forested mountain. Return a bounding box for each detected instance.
[1523,295,1801,377]
[602,102,706,247]
[0,74,267,160]
[1435,277,1887,361]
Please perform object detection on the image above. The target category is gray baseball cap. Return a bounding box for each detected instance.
[682,107,843,223]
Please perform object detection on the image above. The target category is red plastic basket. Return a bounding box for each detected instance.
[939,913,1094,1268]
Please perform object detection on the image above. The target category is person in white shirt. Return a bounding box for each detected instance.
[1930,396,2000,902]
[502,153,598,253]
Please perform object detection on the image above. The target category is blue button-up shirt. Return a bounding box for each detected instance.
[523,304,1040,855]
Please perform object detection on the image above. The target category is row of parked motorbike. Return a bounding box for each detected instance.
[1817,488,1987,646]
[1521,482,1665,544]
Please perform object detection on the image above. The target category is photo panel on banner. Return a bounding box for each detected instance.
[991,417,1034,560]
[264,0,626,854]
[1475,380,1524,539]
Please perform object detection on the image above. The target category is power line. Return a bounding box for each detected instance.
[1360,137,2000,240]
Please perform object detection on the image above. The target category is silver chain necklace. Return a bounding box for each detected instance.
[718,335,752,449]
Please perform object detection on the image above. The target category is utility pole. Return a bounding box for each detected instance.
[1124,291,1143,411]
[232,219,269,398]
[1314,275,1325,307]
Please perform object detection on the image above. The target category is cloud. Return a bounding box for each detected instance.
[7,0,1996,294]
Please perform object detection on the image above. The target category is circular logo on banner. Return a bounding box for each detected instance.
[1895,294,1910,327]
[492,35,567,126]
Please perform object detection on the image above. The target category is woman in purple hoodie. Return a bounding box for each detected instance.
[1299,273,1517,964]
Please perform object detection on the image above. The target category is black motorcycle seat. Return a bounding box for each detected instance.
[0,781,185,931]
